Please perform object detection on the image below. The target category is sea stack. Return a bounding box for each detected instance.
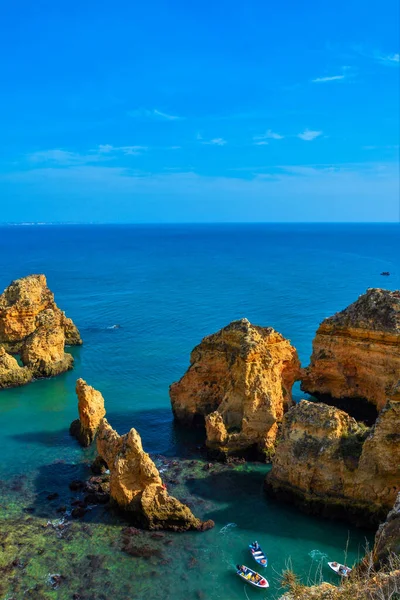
[70,378,106,446]
[96,419,213,531]
[170,319,301,460]
[301,288,400,418]
[0,274,82,384]
[265,399,400,526]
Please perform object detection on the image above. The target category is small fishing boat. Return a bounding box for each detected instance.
[328,561,352,577]
[236,565,269,588]
[249,541,268,567]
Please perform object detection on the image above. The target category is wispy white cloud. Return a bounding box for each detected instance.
[98,144,147,155]
[312,65,352,83]
[254,129,284,141]
[202,137,227,146]
[353,45,399,66]
[312,74,345,83]
[297,129,323,141]
[254,141,269,146]
[28,144,148,165]
[127,108,183,120]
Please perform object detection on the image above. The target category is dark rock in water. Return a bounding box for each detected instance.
[381,272,390,276]
[198,519,215,531]
[69,480,85,491]
[71,506,86,518]
[91,455,108,474]
[46,492,59,501]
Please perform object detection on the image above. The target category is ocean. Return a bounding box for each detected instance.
[0,223,399,599]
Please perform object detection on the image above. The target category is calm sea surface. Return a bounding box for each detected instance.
[0,223,399,599]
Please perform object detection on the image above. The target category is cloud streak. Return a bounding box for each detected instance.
[312,74,345,83]
[254,129,284,141]
[201,137,227,146]
[127,108,183,120]
[297,129,323,141]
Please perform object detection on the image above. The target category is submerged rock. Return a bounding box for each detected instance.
[96,419,213,531]
[70,379,106,447]
[0,274,81,385]
[265,399,400,526]
[301,288,400,415]
[170,319,300,460]
[0,347,32,389]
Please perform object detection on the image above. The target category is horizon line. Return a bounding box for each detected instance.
[0,221,400,226]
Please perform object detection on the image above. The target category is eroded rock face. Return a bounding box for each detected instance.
[170,319,301,460]
[373,493,400,567]
[70,379,106,447]
[0,274,81,383]
[19,309,73,377]
[265,399,400,526]
[96,419,213,531]
[0,347,32,389]
[301,288,400,415]
[0,274,82,353]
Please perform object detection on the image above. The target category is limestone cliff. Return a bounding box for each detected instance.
[0,274,82,353]
[0,347,32,389]
[70,379,106,446]
[170,319,301,460]
[265,399,400,526]
[301,288,400,415]
[96,419,213,531]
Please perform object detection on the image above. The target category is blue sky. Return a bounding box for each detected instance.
[0,0,399,222]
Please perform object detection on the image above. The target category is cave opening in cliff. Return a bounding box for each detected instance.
[308,393,379,426]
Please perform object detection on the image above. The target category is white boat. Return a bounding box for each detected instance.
[328,561,352,577]
[236,565,269,588]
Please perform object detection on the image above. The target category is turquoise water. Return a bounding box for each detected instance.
[1,223,399,599]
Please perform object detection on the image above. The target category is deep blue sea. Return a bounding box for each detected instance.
[0,223,399,599]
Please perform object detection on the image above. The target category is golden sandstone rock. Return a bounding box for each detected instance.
[170,319,300,460]
[70,380,211,531]
[265,399,400,526]
[0,274,81,384]
[0,346,32,389]
[70,379,106,447]
[96,419,212,531]
[301,288,400,414]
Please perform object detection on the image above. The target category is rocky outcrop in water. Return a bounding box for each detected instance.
[0,274,81,383]
[170,319,301,460]
[96,419,213,531]
[265,399,400,526]
[70,379,106,446]
[0,347,32,389]
[301,288,400,417]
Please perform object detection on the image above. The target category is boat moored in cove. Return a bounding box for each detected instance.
[236,565,269,588]
[249,541,268,567]
[328,561,352,577]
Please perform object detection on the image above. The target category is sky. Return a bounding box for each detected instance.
[0,0,399,223]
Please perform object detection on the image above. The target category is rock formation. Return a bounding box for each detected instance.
[265,399,400,526]
[301,288,400,418]
[0,274,81,383]
[70,379,106,446]
[373,492,400,567]
[0,347,32,389]
[96,419,213,531]
[170,319,301,460]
